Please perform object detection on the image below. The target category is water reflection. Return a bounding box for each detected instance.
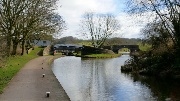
[130,74,180,101]
[52,55,180,101]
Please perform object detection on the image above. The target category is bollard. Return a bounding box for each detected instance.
[42,74,45,77]
[46,92,50,97]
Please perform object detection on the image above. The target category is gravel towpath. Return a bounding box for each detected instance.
[0,56,70,101]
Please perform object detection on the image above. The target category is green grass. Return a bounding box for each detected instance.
[138,43,152,51]
[82,54,121,58]
[0,48,42,94]
[77,42,92,46]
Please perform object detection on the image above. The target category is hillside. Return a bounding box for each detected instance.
[54,36,141,46]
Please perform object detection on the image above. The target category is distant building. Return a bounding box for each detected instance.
[34,40,51,47]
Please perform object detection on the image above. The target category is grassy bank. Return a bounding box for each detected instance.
[138,43,151,51]
[0,48,42,93]
[81,54,121,58]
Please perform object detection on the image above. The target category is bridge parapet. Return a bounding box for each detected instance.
[103,45,140,53]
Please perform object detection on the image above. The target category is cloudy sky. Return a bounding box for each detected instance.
[56,0,148,39]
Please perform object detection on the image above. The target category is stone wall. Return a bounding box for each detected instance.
[43,45,54,56]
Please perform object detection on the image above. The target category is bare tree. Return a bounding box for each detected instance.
[19,0,65,55]
[48,14,66,39]
[80,12,120,48]
[0,0,65,55]
[128,0,180,51]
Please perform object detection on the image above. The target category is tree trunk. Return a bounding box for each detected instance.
[21,39,25,55]
[6,36,11,56]
[11,42,18,55]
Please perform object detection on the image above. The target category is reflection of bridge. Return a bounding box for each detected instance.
[103,45,140,53]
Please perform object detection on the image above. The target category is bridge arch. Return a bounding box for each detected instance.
[103,45,140,54]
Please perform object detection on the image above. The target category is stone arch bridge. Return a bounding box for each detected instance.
[103,45,140,54]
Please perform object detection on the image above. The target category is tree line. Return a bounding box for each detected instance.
[54,36,141,45]
[0,0,65,58]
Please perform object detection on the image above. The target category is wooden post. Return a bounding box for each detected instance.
[42,74,45,77]
[46,92,50,97]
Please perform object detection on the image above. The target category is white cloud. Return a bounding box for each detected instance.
[55,0,117,38]
[55,0,155,39]
[116,11,156,38]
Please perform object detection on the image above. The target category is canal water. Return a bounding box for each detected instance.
[52,55,180,101]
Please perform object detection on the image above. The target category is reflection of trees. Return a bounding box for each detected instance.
[81,59,108,101]
[130,74,180,101]
[90,59,107,101]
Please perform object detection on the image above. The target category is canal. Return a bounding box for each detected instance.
[52,55,180,101]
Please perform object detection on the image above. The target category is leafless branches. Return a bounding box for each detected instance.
[128,0,180,51]
[80,12,120,48]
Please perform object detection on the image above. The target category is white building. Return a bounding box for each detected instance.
[34,40,51,47]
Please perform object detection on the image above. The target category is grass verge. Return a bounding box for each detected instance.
[0,48,42,94]
[81,54,121,58]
